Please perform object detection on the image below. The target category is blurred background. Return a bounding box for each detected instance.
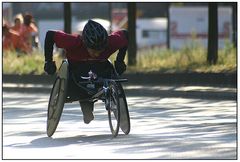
[2,2,237,75]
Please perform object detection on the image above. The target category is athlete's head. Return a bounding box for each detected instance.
[82,20,108,54]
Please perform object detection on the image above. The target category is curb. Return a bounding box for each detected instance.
[2,72,237,87]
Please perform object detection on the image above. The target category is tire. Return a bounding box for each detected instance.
[47,77,67,137]
[107,81,121,137]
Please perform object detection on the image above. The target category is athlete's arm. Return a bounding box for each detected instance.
[115,30,128,75]
[44,30,57,75]
[44,30,55,62]
[116,30,128,62]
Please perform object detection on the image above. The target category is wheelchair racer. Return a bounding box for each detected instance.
[44,19,128,124]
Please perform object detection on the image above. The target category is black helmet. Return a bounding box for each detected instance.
[82,19,108,50]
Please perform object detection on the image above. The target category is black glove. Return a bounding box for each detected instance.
[114,60,126,75]
[44,61,56,75]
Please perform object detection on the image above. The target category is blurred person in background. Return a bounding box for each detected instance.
[44,19,128,124]
[20,13,39,53]
[11,14,23,34]
[3,24,28,54]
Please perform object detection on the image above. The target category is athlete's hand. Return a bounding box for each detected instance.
[114,60,126,75]
[44,61,56,75]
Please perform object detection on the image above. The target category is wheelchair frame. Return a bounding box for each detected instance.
[46,59,130,137]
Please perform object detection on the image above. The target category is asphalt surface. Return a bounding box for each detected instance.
[3,82,237,100]
[2,83,237,159]
[2,57,237,160]
[2,72,237,100]
[2,91,237,160]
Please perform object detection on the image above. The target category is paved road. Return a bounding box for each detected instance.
[2,87,237,159]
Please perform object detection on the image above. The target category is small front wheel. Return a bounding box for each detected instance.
[107,81,121,137]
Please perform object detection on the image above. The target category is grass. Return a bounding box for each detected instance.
[3,42,237,75]
[3,50,63,75]
[3,50,44,75]
[128,41,236,73]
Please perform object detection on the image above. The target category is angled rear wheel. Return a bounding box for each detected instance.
[47,60,69,137]
[117,83,131,135]
[47,77,67,137]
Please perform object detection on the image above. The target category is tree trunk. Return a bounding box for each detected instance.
[207,2,218,65]
[127,2,137,66]
[167,2,170,49]
[231,2,237,48]
[64,2,71,34]
[108,3,112,33]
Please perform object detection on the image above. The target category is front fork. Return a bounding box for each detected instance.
[104,81,110,110]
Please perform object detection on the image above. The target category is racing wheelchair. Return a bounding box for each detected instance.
[46,59,130,137]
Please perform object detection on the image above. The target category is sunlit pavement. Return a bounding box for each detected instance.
[2,86,237,159]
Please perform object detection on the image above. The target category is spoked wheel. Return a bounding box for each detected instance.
[47,77,67,137]
[107,81,121,137]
